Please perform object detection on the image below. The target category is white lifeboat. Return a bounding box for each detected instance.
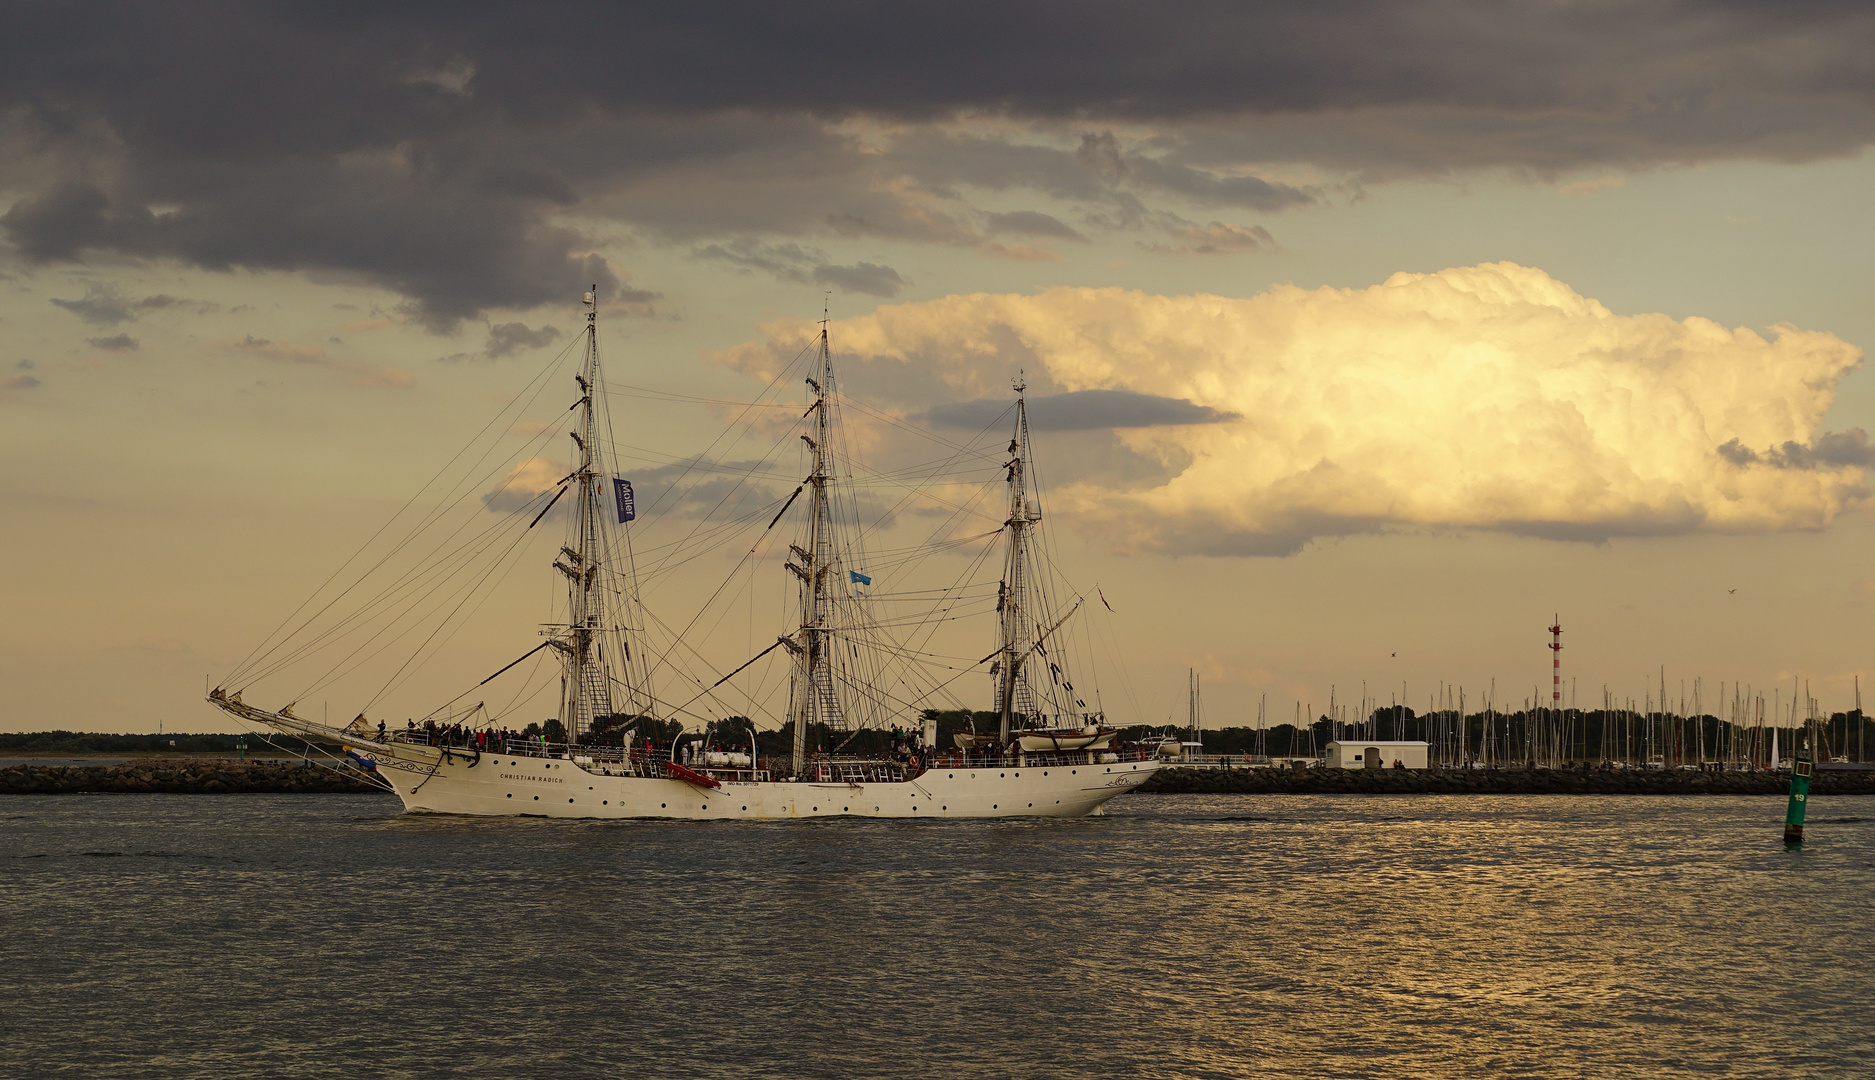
[1015,726,1118,753]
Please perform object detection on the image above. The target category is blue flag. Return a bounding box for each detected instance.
[849,570,871,586]
[613,478,635,523]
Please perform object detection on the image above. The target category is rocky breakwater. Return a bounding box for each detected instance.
[1,758,381,795]
[1140,765,1875,797]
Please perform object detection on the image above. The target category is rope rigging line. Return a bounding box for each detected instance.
[244,474,564,690]
[225,335,582,688]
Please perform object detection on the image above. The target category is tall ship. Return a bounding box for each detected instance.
[209,290,1163,818]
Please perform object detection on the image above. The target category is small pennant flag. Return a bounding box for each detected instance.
[613,478,635,523]
[848,570,872,587]
[1097,586,1115,613]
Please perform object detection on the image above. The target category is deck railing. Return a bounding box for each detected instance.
[383,733,1164,776]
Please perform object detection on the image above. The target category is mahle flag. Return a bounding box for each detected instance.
[613,478,635,523]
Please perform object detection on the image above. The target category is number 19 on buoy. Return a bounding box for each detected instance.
[1783,740,1813,847]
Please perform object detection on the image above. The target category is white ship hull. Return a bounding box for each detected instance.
[356,740,1158,820]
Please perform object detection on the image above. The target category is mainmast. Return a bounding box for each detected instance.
[788,314,841,771]
[996,380,1039,743]
[558,286,612,741]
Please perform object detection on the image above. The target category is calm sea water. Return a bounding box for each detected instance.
[3,792,1871,1080]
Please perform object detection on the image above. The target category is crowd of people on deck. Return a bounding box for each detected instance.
[379,716,956,770]
[392,719,555,754]
[384,717,677,760]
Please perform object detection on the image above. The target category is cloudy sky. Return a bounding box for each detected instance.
[4,2,1873,733]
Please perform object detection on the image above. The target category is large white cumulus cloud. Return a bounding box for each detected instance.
[721,263,1867,554]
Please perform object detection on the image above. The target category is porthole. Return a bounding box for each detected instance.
[533,795,539,800]
[942,805,947,810]
[842,806,848,812]
[661,803,666,808]
[568,798,574,803]
[993,804,998,809]
[948,773,954,778]
[1071,770,1077,775]
[742,805,748,810]
[702,805,708,810]
[506,793,512,799]
[602,800,608,805]
[874,806,879,811]
[1042,771,1048,776]
[1027,803,1032,807]
[813,806,818,811]
[1000,773,1005,778]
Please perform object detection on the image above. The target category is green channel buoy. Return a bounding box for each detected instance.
[1783,741,1813,847]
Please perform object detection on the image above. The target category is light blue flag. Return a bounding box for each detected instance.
[849,570,871,586]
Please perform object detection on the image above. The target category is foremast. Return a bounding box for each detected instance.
[787,316,842,772]
[556,287,614,741]
[997,381,1040,743]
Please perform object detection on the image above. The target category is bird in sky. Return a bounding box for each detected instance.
[1728,588,1738,594]
[1391,652,1397,657]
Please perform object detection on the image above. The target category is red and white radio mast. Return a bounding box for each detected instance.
[1547,615,1563,706]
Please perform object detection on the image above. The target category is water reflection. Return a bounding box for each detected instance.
[3,793,1870,1078]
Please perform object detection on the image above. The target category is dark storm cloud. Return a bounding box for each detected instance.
[9,172,623,332]
[695,239,906,297]
[1140,218,1276,254]
[1719,430,1874,469]
[811,262,905,298]
[45,283,220,326]
[985,210,1086,241]
[484,322,561,358]
[5,3,1875,323]
[13,1,1837,134]
[927,389,1239,431]
[86,333,139,351]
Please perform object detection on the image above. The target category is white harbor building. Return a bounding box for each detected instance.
[1324,740,1429,770]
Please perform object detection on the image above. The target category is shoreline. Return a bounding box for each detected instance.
[9,758,1875,798]
[1140,765,1875,796]
[1,759,380,795]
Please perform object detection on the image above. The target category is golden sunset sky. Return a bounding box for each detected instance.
[3,5,1872,732]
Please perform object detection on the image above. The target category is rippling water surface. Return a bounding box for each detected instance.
[4,792,1871,1079]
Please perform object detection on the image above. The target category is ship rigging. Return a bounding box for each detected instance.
[208,289,1161,817]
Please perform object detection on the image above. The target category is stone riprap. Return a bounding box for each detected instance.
[1141,765,1875,796]
[1,758,380,794]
